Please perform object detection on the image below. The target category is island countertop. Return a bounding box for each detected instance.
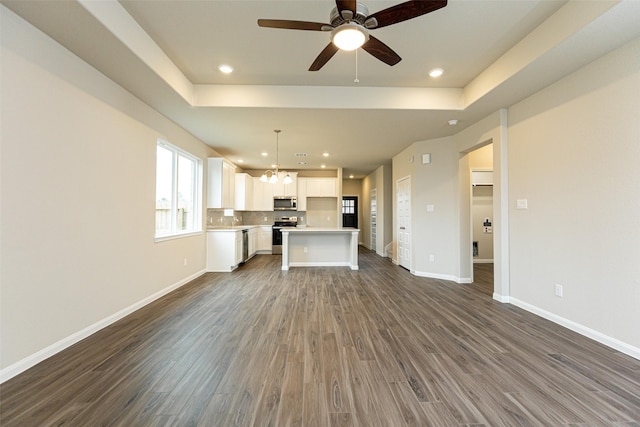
[282,227,359,232]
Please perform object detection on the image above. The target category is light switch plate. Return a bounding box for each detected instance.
[516,199,528,209]
[427,204,434,212]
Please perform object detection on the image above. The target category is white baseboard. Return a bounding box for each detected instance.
[413,270,471,284]
[492,293,510,303]
[509,297,640,361]
[473,259,494,263]
[0,269,207,384]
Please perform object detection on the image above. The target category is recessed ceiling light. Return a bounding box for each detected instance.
[349,175,354,179]
[261,152,268,156]
[321,164,326,168]
[429,68,444,78]
[297,161,308,165]
[237,159,244,163]
[322,152,330,157]
[218,64,233,74]
[448,119,458,126]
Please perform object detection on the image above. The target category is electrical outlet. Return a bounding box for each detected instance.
[183,258,188,266]
[303,247,308,253]
[555,284,563,297]
[429,254,435,262]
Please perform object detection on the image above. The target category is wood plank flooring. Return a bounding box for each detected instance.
[2,249,639,426]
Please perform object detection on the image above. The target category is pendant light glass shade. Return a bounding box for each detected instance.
[261,129,292,185]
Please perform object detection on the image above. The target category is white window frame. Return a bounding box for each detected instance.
[155,139,203,241]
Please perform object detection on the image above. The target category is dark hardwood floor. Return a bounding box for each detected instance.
[1,249,639,426]
[471,262,494,296]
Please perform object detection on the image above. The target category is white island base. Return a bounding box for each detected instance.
[281,227,360,270]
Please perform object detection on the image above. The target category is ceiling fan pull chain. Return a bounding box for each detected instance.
[354,49,360,84]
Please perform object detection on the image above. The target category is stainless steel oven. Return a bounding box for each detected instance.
[272,216,297,254]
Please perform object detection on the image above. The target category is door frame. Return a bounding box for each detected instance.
[396,176,411,270]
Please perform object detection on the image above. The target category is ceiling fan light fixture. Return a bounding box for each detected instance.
[331,23,369,51]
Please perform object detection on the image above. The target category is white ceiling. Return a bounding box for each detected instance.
[4,0,640,178]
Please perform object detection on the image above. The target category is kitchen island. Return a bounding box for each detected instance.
[281,227,360,270]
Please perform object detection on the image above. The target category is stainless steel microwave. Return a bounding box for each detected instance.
[274,196,297,211]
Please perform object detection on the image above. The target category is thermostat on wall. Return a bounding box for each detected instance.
[422,153,431,164]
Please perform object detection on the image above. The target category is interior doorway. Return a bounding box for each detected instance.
[342,196,358,228]
[396,176,411,270]
[467,144,494,295]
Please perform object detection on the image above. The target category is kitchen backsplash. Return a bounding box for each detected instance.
[207,210,306,226]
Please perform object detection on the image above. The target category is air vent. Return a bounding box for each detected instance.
[294,153,308,157]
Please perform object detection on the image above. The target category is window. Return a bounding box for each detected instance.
[155,140,202,239]
[342,198,355,214]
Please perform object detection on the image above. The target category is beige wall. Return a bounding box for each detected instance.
[507,37,640,351]
[1,8,217,376]
[391,37,640,356]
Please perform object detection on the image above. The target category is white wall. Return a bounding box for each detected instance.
[507,37,640,352]
[0,7,217,378]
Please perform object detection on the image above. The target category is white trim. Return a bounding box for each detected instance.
[509,297,640,361]
[287,261,358,270]
[413,270,472,284]
[492,293,510,303]
[0,269,206,384]
[154,230,203,243]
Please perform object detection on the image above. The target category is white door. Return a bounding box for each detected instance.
[397,177,411,270]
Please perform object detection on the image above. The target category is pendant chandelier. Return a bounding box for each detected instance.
[260,129,293,184]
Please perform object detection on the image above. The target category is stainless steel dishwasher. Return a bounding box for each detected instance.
[241,229,249,263]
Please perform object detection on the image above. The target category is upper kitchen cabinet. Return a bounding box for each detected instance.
[273,171,298,197]
[207,158,236,209]
[252,177,275,211]
[305,177,337,197]
[235,173,254,211]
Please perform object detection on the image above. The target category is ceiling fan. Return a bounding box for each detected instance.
[258,0,447,71]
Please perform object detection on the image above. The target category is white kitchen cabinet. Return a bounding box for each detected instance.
[273,172,298,197]
[207,230,243,272]
[297,177,308,211]
[257,226,273,253]
[304,177,337,197]
[248,227,258,257]
[252,177,274,211]
[207,158,236,209]
[235,173,254,211]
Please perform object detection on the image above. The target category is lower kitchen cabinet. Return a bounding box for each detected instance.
[257,226,272,253]
[248,227,258,258]
[207,230,243,272]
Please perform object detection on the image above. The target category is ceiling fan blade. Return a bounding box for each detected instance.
[367,0,447,29]
[362,35,401,66]
[309,43,340,71]
[335,0,357,19]
[258,19,328,31]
